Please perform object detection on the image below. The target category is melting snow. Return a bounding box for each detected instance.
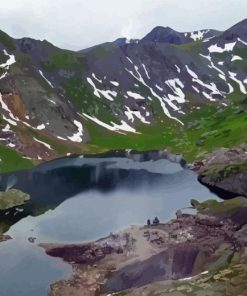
[0,50,16,69]
[33,137,53,150]
[155,84,163,91]
[57,136,67,141]
[83,113,138,133]
[87,77,117,101]
[124,106,150,124]
[175,65,181,73]
[185,65,198,79]
[2,114,17,126]
[110,81,119,86]
[165,78,185,103]
[48,99,56,105]
[126,57,134,64]
[192,85,200,93]
[7,143,15,148]
[36,124,45,130]
[208,42,236,53]
[229,71,247,94]
[125,64,183,125]
[190,30,208,41]
[92,73,102,83]
[218,74,226,81]
[67,120,83,142]
[237,38,247,46]
[0,92,19,125]
[228,83,234,94]
[142,64,150,79]
[39,70,54,88]
[186,65,222,101]
[0,72,7,79]
[231,55,243,62]
[127,91,145,100]
[2,124,10,132]
[200,54,225,75]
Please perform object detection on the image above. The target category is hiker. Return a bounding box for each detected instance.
[147,219,151,226]
[153,216,160,225]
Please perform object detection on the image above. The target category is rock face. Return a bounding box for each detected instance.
[198,145,247,197]
[42,197,247,296]
[0,188,30,210]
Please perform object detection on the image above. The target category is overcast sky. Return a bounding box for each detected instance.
[0,0,246,50]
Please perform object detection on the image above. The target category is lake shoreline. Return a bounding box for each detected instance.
[41,197,247,296]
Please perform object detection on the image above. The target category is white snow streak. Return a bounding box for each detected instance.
[110,81,119,86]
[142,64,150,79]
[165,78,185,103]
[231,55,243,62]
[36,124,45,130]
[208,42,236,53]
[83,113,138,133]
[0,50,15,69]
[124,106,150,124]
[67,120,83,142]
[33,137,53,150]
[127,91,145,100]
[87,77,117,101]
[92,73,102,83]
[125,64,184,125]
[229,71,247,94]
[39,70,54,88]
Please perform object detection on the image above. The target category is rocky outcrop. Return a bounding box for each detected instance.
[197,145,247,197]
[41,197,247,296]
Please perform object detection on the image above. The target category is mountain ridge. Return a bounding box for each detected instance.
[0,19,246,172]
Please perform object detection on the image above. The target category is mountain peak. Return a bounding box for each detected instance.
[140,26,184,45]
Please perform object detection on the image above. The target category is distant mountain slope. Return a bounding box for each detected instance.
[0,19,247,172]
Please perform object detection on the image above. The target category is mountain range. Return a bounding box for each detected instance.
[0,19,247,172]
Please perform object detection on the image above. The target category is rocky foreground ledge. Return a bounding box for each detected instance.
[41,197,247,296]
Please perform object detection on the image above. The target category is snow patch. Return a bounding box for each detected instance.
[39,70,54,88]
[36,124,45,130]
[125,64,183,125]
[192,85,200,93]
[87,77,117,101]
[165,78,185,103]
[33,137,53,150]
[208,42,236,53]
[231,55,243,62]
[83,113,139,134]
[127,91,145,100]
[190,30,208,41]
[229,71,247,94]
[110,81,119,86]
[124,106,150,124]
[175,64,181,73]
[67,120,83,143]
[0,50,16,69]
[92,73,102,83]
[142,64,150,79]
[155,84,163,91]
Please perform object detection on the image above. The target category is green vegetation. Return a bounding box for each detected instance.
[173,40,203,52]
[81,102,247,162]
[0,189,30,210]
[0,30,15,51]
[0,144,33,174]
[191,196,247,216]
[41,50,87,72]
[0,50,7,64]
[200,163,247,182]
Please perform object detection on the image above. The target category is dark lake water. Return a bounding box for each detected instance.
[0,153,220,296]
